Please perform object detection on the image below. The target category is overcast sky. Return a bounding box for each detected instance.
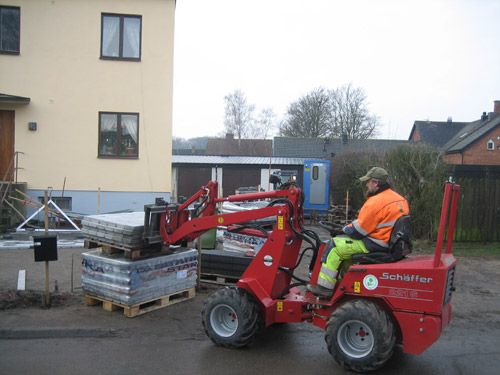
[172,0,500,140]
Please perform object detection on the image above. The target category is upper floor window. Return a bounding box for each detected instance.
[101,13,141,60]
[487,139,494,151]
[98,112,139,158]
[0,6,20,54]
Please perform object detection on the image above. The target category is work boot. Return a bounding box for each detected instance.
[307,284,333,299]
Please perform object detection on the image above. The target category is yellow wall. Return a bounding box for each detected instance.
[0,0,174,193]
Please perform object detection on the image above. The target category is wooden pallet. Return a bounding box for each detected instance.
[84,239,163,260]
[84,288,196,317]
[200,273,241,286]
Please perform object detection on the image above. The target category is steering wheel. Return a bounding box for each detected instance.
[318,220,345,236]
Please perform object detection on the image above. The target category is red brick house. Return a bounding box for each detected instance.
[206,133,272,156]
[409,101,500,166]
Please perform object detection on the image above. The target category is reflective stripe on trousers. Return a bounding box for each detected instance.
[318,236,369,290]
[318,266,338,289]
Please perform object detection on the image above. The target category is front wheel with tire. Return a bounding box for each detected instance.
[325,299,396,372]
[201,287,263,348]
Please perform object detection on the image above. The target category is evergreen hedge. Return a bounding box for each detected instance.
[330,144,447,240]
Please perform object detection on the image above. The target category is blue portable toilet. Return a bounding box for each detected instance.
[303,159,330,216]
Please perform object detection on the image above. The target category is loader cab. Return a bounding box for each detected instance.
[351,215,412,264]
[330,215,412,288]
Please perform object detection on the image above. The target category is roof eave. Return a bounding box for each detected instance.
[0,93,31,104]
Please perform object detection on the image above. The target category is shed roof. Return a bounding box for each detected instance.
[273,137,408,158]
[172,155,308,166]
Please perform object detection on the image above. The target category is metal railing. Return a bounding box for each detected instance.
[1,151,25,208]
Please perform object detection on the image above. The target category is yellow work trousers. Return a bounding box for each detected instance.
[317,236,369,290]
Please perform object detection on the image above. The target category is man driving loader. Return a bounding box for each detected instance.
[308,167,410,298]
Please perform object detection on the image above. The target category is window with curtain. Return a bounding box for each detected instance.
[101,13,141,60]
[0,6,20,54]
[98,112,139,158]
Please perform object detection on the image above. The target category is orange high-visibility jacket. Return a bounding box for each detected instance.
[351,188,409,249]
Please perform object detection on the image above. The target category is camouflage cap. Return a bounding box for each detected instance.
[359,167,389,182]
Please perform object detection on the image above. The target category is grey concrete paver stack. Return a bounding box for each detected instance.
[80,212,197,309]
[81,249,197,305]
[81,212,145,248]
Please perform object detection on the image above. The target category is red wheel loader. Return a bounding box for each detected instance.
[155,180,460,372]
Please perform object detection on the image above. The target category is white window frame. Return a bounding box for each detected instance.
[487,139,494,151]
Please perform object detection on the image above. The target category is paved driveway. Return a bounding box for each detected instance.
[0,244,499,374]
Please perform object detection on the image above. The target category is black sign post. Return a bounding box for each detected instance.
[33,235,58,262]
[33,234,58,307]
[32,190,58,307]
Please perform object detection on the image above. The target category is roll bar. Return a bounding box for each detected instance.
[433,180,461,267]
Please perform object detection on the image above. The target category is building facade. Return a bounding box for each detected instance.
[0,0,175,216]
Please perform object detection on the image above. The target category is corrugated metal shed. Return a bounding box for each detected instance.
[172,155,307,165]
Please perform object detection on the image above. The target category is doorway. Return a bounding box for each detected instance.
[0,110,15,181]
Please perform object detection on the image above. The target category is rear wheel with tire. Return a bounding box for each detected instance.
[325,299,396,372]
[202,287,263,348]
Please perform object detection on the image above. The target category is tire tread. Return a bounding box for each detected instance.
[202,287,263,348]
[325,299,396,372]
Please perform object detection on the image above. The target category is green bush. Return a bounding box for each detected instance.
[331,151,384,209]
[331,144,447,240]
[385,144,447,239]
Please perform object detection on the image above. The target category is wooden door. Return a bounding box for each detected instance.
[0,110,15,181]
[177,166,212,199]
[223,167,261,195]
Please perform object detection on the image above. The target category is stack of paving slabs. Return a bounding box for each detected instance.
[81,212,145,248]
[81,248,198,305]
[222,230,266,255]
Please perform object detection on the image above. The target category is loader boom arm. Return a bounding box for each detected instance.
[160,181,305,246]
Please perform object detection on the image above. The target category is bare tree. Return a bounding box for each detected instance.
[280,88,332,138]
[280,84,378,139]
[328,84,378,139]
[224,90,255,139]
[249,107,277,139]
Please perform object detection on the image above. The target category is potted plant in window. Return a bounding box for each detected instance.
[126,146,136,156]
[121,138,136,156]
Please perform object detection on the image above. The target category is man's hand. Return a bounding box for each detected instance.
[343,224,355,236]
[343,223,364,239]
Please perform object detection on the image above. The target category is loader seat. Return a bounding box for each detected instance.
[351,215,412,264]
